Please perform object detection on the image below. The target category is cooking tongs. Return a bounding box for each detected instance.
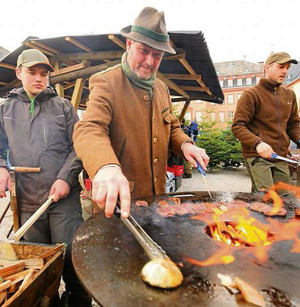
[271,153,300,167]
[114,204,167,260]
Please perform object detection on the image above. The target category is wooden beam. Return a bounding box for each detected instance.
[55,50,124,62]
[0,79,22,96]
[24,42,55,56]
[50,59,120,84]
[169,39,212,96]
[0,63,16,70]
[179,86,206,92]
[55,84,64,97]
[29,41,60,54]
[163,50,186,61]
[51,62,86,76]
[0,81,8,86]
[157,72,189,98]
[71,78,85,111]
[108,34,126,50]
[179,99,191,122]
[63,82,76,90]
[164,74,201,80]
[65,37,92,52]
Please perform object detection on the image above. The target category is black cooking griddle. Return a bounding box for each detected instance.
[72,191,300,307]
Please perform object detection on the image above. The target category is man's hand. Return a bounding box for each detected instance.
[256,142,274,159]
[92,166,130,218]
[182,142,210,170]
[49,179,70,202]
[0,168,11,198]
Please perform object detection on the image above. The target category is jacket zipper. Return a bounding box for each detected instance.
[42,116,48,148]
[274,87,282,153]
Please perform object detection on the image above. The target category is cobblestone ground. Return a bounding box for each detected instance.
[178,166,252,193]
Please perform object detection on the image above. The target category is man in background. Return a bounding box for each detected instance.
[232,52,299,193]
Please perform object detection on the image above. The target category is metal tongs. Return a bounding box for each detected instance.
[196,161,213,199]
[114,203,167,260]
[271,153,300,168]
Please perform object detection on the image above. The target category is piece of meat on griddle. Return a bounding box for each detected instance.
[135,200,148,207]
[156,205,176,217]
[167,197,181,205]
[181,202,198,214]
[228,200,250,209]
[263,207,287,217]
[158,200,168,207]
[295,208,300,216]
[171,204,189,216]
[250,202,270,213]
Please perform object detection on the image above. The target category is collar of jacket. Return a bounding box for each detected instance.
[7,86,57,102]
[259,78,282,92]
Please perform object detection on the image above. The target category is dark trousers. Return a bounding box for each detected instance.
[19,191,91,304]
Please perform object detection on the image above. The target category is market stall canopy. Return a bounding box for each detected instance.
[0,32,223,110]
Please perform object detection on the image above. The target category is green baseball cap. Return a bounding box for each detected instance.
[17,49,54,72]
[265,52,298,65]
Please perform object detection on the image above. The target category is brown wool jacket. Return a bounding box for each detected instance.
[73,64,191,198]
[231,78,300,158]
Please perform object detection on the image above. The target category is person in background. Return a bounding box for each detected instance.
[190,120,199,142]
[0,49,91,306]
[73,7,209,218]
[232,51,300,193]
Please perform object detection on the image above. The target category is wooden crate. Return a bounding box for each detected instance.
[1,242,65,307]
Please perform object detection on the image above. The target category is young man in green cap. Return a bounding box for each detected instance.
[0,49,91,306]
[73,7,210,218]
[232,51,300,193]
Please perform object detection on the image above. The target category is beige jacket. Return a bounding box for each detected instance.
[74,64,191,198]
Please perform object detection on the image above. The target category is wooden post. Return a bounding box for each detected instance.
[10,172,19,233]
[179,99,191,122]
[53,60,64,98]
[71,78,84,111]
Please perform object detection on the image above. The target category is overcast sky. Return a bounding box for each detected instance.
[1,0,299,63]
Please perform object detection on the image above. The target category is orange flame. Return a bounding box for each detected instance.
[263,189,283,215]
[185,246,235,266]
[187,183,300,267]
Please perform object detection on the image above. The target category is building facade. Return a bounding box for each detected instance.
[175,60,300,129]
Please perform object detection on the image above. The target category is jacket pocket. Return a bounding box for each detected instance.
[163,113,171,124]
[42,115,67,148]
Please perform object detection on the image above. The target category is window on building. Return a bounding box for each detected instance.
[211,112,216,121]
[246,77,252,85]
[219,112,225,123]
[227,94,234,104]
[228,79,233,87]
[196,111,203,122]
[185,112,191,121]
[237,78,243,86]
[219,80,223,87]
[228,111,234,121]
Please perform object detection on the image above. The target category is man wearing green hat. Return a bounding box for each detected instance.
[74,7,210,218]
[232,51,300,193]
[0,49,91,306]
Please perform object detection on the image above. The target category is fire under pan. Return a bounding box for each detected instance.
[72,191,300,307]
